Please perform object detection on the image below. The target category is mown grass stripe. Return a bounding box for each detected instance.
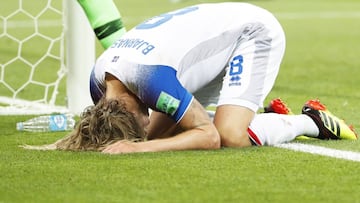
[4,11,360,29]
[276,11,360,19]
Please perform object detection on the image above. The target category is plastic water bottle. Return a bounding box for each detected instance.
[16,114,76,132]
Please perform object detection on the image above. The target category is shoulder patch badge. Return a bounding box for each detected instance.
[156,91,180,116]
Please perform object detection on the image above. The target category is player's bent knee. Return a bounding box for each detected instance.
[213,105,255,147]
[218,128,252,147]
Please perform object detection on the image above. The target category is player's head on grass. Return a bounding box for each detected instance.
[55,97,146,151]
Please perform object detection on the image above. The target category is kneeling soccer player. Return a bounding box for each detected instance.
[23,2,358,153]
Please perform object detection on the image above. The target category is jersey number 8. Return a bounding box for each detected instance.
[136,6,198,30]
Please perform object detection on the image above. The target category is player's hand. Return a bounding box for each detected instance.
[102,140,141,154]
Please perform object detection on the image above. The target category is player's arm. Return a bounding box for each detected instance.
[102,98,221,154]
[146,111,181,140]
[77,0,126,49]
[146,111,176,140]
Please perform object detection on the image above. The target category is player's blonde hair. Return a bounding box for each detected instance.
[55,98,146,151]
[23,98,146,151]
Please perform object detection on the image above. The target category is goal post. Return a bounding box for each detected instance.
[0,0,95,115]
[64,0,95,114]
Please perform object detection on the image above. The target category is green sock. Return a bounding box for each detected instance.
[77,0,126,49]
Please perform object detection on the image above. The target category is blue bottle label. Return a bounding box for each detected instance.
[49,114,67,131]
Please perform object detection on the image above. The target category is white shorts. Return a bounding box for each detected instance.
[194,19,286,113]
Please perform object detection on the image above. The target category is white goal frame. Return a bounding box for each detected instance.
[64,0,95,114]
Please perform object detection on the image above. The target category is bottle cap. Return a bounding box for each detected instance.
[16,122,24,131]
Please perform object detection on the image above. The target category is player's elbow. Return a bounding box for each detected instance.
[203,127,221,150]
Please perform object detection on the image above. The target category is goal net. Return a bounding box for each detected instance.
[0,0,95,115]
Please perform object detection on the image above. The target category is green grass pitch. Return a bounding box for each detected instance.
[1,0,360,202]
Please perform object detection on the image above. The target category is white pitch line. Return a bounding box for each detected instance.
[275,143,360,162]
